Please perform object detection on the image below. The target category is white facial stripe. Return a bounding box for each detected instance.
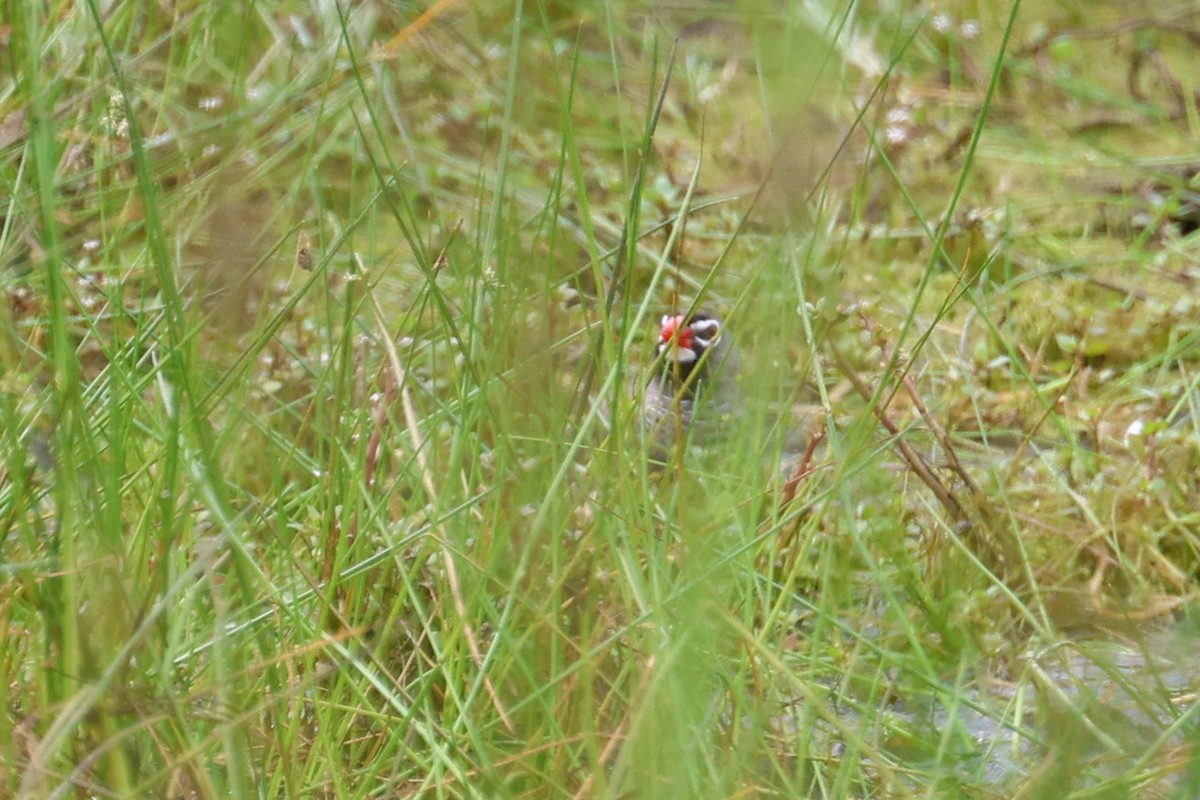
[659,343,697,362]
[690,319,721,349]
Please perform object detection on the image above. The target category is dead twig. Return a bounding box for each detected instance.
[828,339,969,523]
[828,321,1026,581]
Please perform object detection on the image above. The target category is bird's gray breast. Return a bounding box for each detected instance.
[641,341,739,452]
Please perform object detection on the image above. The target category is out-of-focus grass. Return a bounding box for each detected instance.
[2,1,1199,797]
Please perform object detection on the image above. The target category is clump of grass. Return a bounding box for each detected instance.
[3,1,1200,797]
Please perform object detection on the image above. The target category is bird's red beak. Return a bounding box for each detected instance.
[659,315,693,350]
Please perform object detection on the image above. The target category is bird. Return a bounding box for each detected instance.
[641,310,740,454]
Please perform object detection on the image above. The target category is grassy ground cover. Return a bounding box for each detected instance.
[2,1,1200,796]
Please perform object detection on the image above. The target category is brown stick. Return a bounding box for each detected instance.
[828,340,968,522]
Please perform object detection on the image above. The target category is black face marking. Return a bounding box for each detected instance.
[689,317,721,350]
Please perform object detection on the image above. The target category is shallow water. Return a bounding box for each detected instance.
[782,621,1200,796]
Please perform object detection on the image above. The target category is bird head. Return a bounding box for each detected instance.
[657,311,725,389]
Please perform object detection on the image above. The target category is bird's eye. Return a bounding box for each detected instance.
[690,318,721,347]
